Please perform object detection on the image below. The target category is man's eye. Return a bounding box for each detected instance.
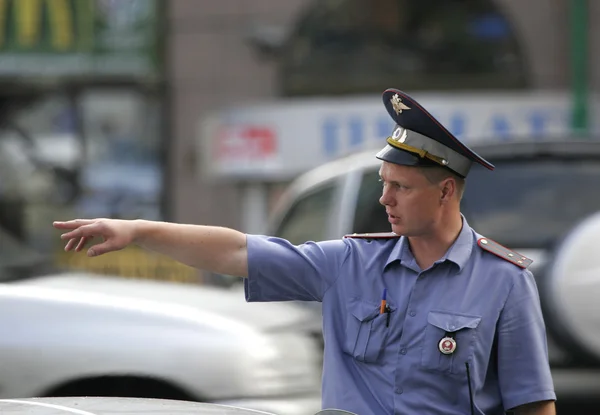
[379,179,404,189]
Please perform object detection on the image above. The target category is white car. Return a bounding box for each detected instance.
[0,397,355,415]
[0,243,323,415]
[0,397,278,415]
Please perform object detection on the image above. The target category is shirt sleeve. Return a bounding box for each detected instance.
[497,268,557,410]
[244,234,351,303]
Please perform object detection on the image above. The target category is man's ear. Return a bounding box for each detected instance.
[440,179,455,202]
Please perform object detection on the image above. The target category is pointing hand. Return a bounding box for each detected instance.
[53,218,138,257]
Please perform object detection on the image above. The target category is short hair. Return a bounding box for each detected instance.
[418,166,466,200]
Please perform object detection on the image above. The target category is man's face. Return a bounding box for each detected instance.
[378,162,443,236]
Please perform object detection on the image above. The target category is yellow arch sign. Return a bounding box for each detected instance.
[0,0,93,51]
[55,245,201,284]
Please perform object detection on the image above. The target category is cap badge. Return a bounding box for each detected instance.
[438,336,457,355]
[391,94,411,115]
[391,126,408,143]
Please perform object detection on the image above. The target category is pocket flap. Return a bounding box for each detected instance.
[348,298,396,322]
[427,311,481,332]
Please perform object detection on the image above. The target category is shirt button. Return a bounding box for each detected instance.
[409,310,416,317]
[395,387,403,394]
[400,348,407,355]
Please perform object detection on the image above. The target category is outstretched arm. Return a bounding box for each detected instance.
[54,219,249,277]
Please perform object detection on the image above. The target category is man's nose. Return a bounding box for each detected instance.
[379,188,395,207]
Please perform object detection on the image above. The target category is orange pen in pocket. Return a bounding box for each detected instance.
[380,288,387,314]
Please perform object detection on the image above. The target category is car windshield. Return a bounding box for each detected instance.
[462,159,600,248]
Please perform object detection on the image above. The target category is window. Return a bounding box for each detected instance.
[462,161,600,248]
[0,92,81,250]
[280,0,527,96]
[76,89,164,221]
[0,86,165,256]
[275,182,337,245]
[353,170,391,234]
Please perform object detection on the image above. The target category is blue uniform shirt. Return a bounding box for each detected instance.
[244,217,556,415]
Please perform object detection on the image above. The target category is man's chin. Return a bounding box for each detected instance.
[391,224,406,236]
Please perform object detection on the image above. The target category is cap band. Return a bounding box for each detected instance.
[385,126,472,177]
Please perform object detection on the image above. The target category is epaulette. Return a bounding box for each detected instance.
[477,237,532,269]
[344,232,400,239]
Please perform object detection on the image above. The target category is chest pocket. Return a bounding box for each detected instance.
[421,311,481,374]
[343,297,396,363]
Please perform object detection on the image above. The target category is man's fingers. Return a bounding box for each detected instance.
[53,219,99,230]
[60,223,105,241]
[64,237,90,252]
[64,238,78,252]
[60,230,83,240]
[64,236,114,256]
[55,219,121,257]
[75,237,89,252]
[87,240,120,257]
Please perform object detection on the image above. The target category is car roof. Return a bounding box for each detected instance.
[267,137,600,233]
[291,137,600,190]
[468,138,600,160]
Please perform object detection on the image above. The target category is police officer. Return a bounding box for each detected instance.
[54,89,556,415]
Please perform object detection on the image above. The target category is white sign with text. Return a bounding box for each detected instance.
[198,91,599,181]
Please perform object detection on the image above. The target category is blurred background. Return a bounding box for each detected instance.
[2,0,600,414]
[3,0,597,280]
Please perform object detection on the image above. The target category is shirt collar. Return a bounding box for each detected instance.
[441,214,473,271]
[385,214,473,272]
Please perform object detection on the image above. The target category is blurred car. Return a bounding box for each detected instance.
[0,397,277,414]
[265,138,600,411]
[0,397,356,415]
[0,230,323,415]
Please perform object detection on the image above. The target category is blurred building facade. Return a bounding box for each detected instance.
[167,0,600,229]
[0,0,596,278]
[0,0,165,245]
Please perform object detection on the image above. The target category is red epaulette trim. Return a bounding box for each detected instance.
[477,237,532,269]
[343,232,400,239]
